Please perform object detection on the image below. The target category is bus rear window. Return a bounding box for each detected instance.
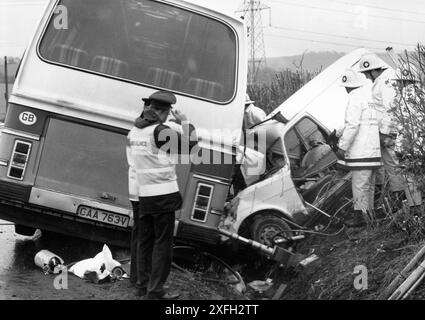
[39,0,237,103]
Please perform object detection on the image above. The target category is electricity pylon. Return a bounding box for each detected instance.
[236,0,270,85]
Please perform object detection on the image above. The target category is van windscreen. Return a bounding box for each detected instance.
[38,0,237,103]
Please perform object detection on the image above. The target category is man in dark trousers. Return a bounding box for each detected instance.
[127,90,197,300]
[126,146,139,286]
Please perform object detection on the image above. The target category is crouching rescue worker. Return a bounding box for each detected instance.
[358,53,407,209]
[244,94,266,129]
[335,69,382,227]
[127,90,198,299]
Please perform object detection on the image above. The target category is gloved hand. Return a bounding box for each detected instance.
[334,148,346,160]
[380,134,396,148]
[170,110,188,124]
[326,129,340,151]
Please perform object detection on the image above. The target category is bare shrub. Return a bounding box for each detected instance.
[384,44,425,237]
[248,67,318,114]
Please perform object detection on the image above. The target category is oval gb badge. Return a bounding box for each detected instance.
[19,112,37,126]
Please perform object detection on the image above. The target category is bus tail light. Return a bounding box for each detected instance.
[7,141,32,180]
[191,183,214,223]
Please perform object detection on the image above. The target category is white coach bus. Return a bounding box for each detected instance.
[0,0,248,247]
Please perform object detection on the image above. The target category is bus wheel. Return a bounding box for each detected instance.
[251,214,293,247]
[14,224,37,236]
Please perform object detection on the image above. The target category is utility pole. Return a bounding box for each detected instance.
[4,56,9,113]
[236,0,270,85]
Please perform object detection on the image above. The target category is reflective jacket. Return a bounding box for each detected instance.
[370,68,398,136]
[128,124,180,197]
[338,85,382,169]
[127,108,197,200]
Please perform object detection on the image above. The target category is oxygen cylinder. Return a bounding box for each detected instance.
[34,250,65,274]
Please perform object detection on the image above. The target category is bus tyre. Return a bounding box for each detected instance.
[251,214,293,247]
[15,224,37,236]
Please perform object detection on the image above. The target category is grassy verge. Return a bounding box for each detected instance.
[276,216,425,300]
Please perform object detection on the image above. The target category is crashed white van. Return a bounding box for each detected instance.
[226,48,374,246]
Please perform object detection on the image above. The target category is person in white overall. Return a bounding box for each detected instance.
[336,68,382,227]
[358,53,407,210]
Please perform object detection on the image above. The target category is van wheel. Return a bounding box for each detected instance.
[251,214,293,247]
[14,224,37,236]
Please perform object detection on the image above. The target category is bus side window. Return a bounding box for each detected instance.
[91,56,129,78]
[184,78,223,101]
[51,45,89,68]
[146,67,182,91]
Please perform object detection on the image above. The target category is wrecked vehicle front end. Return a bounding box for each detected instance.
[219,49,374,262]
[224,119,351,252]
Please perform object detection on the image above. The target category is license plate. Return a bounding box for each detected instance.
[77,206,129,228]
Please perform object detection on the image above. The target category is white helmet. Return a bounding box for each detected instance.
[340,68,367,88]
[245,94,255,105]
[393,66,418,83]
[358,53,388,72]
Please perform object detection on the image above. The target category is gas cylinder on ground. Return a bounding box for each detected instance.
[34,250,65,274]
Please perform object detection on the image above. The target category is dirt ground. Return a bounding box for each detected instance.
[5,213,425,300]
[0,222,244,300]
[1,267,243,300]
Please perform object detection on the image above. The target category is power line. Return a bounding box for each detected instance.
[237,0,270,85]
[271,25,417,48]
[265,33,383,51]
[328,0,425,17]
[267,0,425,25]
[0,2,46,6]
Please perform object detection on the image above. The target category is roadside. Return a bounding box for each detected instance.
[4,213,425,300]
[272,213,425,300]
[0,221,243,300]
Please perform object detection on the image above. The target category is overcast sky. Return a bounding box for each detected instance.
[0,0,424,58]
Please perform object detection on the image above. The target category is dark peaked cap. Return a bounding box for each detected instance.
[142,90,177,107]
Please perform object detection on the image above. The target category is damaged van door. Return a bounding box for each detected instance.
[226,113,348,247]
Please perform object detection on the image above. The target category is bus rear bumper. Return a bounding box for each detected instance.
[0,198,131,247]
[0,197,223,249]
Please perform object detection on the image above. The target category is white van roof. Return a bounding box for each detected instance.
[268,48,392,131]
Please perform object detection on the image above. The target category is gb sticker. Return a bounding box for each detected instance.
[19,112,37,126]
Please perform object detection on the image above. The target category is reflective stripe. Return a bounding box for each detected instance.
[344,162,382,167]
[138,181,179,197]
[338,159,382,168]
[129,168,138,201]
[135,167,175,174]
